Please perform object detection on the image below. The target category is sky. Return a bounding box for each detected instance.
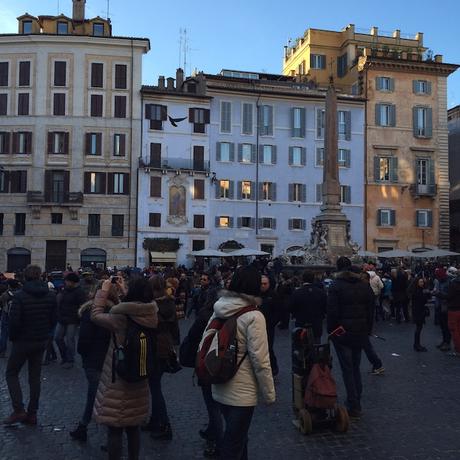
[1,0,459,108]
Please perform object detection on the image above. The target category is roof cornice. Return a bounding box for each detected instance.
[362,56,459,76]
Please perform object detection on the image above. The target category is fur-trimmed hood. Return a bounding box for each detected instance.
[111,301,158,329]
[213,290,261,319]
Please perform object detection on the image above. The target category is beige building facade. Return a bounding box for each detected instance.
[0,1,149,271]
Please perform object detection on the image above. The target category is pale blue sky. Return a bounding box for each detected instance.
[1,0,459,107]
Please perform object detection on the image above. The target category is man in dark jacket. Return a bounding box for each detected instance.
[327,257,374,418]
[4,265,57,425]
[445,267,460,356]
[289,270,326,342]
[54,272,86,368]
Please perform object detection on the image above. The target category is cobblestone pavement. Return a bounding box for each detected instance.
[1,317,460,460]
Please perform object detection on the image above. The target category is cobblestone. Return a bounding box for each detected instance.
[1,318,459,459]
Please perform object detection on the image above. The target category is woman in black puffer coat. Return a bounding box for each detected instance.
[412,277,430,352]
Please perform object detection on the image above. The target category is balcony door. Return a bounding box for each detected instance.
[46,240,67,271]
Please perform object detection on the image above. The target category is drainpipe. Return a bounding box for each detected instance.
[255,93,261,235]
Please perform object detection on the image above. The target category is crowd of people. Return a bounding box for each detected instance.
[0,255,459,460]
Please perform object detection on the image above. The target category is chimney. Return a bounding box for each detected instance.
[166,77,175,90]
[176,68,184,89]
[72,0,86,22]
[158,76,165,89]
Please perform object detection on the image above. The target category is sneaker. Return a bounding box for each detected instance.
[3,411,27,425]
[151,423,172,441]
[23,413,37,426]
[447,351,460,357]
[70,423,87,442]
[371,366,385,375]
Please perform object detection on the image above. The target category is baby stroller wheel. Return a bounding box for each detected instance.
[298,409,312,435]
[335,406,349,433]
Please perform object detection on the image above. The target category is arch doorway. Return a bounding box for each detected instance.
[7,247,31,272]
[81,248,107,270]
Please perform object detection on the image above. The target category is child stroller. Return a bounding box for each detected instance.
[292,325,349,434]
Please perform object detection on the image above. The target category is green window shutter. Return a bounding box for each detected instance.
[344,185,351,204]
[426,108,433,138]
[316,184,322,202]
[301,147,307,166]
[377,210,382,226]
[316,109,323,138]
[413,107,418,136]
[229,181,234,199]
[270,183,276,201]
[267,106,273,135]
[258,145,264,164]
[310,54,315,68]
[229,143,235,161]
[237,181,242,199]
[237,217,242,228]
[390,105,396,127]
[216,142,221,161]
[215,216,220,227]
[412,80,418,94]
[416,211,421,227]
[390,210,396,226]
[258,182,264,200]
[345,149,351,168]
[376,77,382,90]
[390,157,398,183]
[251,144,256,163]
[290,108,295,137]
[288,146,293,165]
[288,183,294,202]
[272,145,277,164]
[258,106,263,134]
[375,104,381,126]
[428,159,435,185]
[301,184,307,202]
[345,111,351,140]
[320,55,326,69]
[428,211,433,227]
[250,181,255,201]
[288,219,293,230]
[374,157,380,182]
[271,218,277,230]
[237,144,243,162]
[426,81,432,95]
[300,108,306,137]
[389,78,395,92]
[215,182,221,199]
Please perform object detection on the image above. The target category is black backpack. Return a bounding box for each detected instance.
[112,316,157,383]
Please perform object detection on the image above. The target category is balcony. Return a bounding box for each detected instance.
[27,191,84,206]
[139,157,210,173]
[410,183,437,197]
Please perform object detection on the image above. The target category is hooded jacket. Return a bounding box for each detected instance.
[57,284,87,325]
[91,290,158,427]
[368,271,384,297]
[327,270,374,342]
[8,280,57,342]
[209,291,276,407]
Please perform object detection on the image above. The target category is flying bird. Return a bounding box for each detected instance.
[168,115,187,127]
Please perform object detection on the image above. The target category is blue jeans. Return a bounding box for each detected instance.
[201,385,223,443]
[363,337,382,370]
[81,368,101,426]
[148,369,169,427]
[333,341,363,412]
[0,311,9,353]
[54,323,78,363]
[219,404,255,460]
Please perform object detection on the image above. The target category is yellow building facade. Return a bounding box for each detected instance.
[283,24,458,251]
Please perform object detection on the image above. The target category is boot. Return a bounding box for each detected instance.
[70,423,87,442]
[151,422,172,440]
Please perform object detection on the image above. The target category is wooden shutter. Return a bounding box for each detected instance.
[0,94,7,115]
[63,132,69,154]
[118,134,126,156]
[376,77,382,90]
[389,78,395,92]
[428,159,435,185]
[375,104,381,126]
[301,147,307,166]
[12,132,18,154]
[237,143,243,162]
[389,105,396,127]
[320,55,326,69]
[270,183,277,201]
[374,157,380,181]
[215,182,221,199]
[0,132,10,153]
[316,148,323,166]
[115,64,127,89]
[316,109,323,137]
[0,170,9,193]
[215,216,220,228]
[288,147,293,165]
[150,176,161,197]
[236,181,242,200]
[390,210,396,226]
[390,157,398,182]
[316,184,322,202]
[427,211,433,227]
[204,109,210,124]
[188,108,195,123]
[288,183,294,202]
[25,132,32,154]
[416,211,422,227]
[250,144,256,163]
[426,108,433,137]
[300,108,306,138]
[377,210,382,226]
[412,80,418,94]
[44,170,52,201]
[237,217,242,228]
[228,180,234,199]
[91,63,103,88]
[267,105,273,135]
[150,143,161,166]
[229,143,235,162]
[290,108,296,137]
[344,149,351,167]
[122,174,129,195]
[114,96,126,118]
[194,179,204,199]
[0,62,8,86]
[18,93,29,115]
[242,103,252,134]
[215,142,221,161]
[47,132,54,154]
[96,133,102,155]
[288,219,293,230]
[344,185,351,204]
[412,107,418,136]
[99,173,107,194]
[258,145,264,164]
[107,173,114,195]
[63,170,70,196]
[84,172,91,193]
[301,184,307,203]
[272,145,277,164]
[426,82,432,95]
[345,111,351,140]
[145,104,152,119]
[271,218,277,230]
[19,61,30,86]
[221,101,231,132]
[9,171,18,193]
[54,61,66,86]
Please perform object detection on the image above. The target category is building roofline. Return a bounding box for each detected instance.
[141,86,213,100]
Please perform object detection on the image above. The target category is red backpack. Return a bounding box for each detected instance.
[196,306,257,385]
[304,363,337,409]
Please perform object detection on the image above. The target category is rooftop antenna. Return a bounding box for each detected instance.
[57,0,60,14]
[106,0,111,20]
[179,28,184,68]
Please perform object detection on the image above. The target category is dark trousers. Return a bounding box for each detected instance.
[414,322,424,347]
[80,367,101,426]
[148,369,169,427]
[363,337,383,370]
[439,311,451,344]
[394,298,409,322]
[219,404,255,460]
[54,323,77,363]
[0,311,8,353]
[333,341,363,412]
[266,324,278,375]
[107,426,140,460]
[201,385,223,443]
[5,340,47,413]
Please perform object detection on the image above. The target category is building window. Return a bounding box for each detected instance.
[9,171,27,193]
[216,216,231,228]
[57,21,68,35]
[48,171,66,203]
[259,105,273,136]
[338,148,351,167]
[111,215,124,236]
[115,64,127,89]
[93,23,104,36]
[193,214,205,228]
[22,21,32,34]
[88,214,101,236]
[413,80,431,95]
[337,53,348,78]
[114,96,127,118]
[217,142,232,162]
[145,104,167,130]
[316,184,323,202]
[376,77,394,91]
[189,107,210,133]
[0,132,10,153]
[377,209,395,227]
[416,210,433,228]
[0,93,7,115]
[18,61,31,86]
[14,213,26,235]
[338,111,347,139]
[51,213,63,224]
[112,173,127,194]
[241,181,251,200]
[149,213,161,227]
[193,145,205,170]
[220,101,231,133]
[289,146,305,166]
[416,158,435,194]
[262,145,275,164]
[261,181,276,201]
[310,54,326,69]
[238,216,253,228]
[85,133,102,155]
[218,180,230,199]
[0,62,8,86]
[291,107,305,138]
[316,148,324,166]
[238,143,253,163]
[289,183,306,202]
[260,217,275,229]
[54,61,67,86]
[340,185,351,204]
[53,93,66,116]
[48,132,68,154]
[316,108,325,138]
[194,179,205,199]
[0,170,8,192]
[242,103,253,134]
[150,177,161,197]
[90,94,103,117]
[289,218,306,230]
[413,107,432,138]
[17,93,29,115]
[113,134,126,156]
[91,63,104,88]
[149,143,161,167]
[13,132,32,154]
[192,240,205,251]
[84,172,106,194]
[375,103,396,127]
[374,156,398,182]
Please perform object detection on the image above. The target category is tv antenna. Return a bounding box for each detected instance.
[106,0,111,19]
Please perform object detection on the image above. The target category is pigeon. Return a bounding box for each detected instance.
[168,115,187,127]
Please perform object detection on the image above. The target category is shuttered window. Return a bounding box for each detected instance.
[193,145,205,170]
[340,185,351,204]
[0,170,8,192]
[288,183,307,202]
[18,61,30,86]
[0,93,7,115]
[194,179,205,199]
[375,77,395,92]
[108,173,129,195]
[149,213,161,227]
[150,176,161,197]
[85,133,102,155]
[54,61,67,86]
[289,218,306,231]
[13,132,32,154]
[258,105,273,136]
[115,64,127,89]
[338,111,351,140]
[374,157,398,182]
[242,103,253,134]
[375,104,396,127]
[111,215,124,236]
[14,213,26,235]
[90,94,103,117]
[316,109,325,138]
[84,172,106,194]
[17,93,29,115]
[413,107,432,138]
[337,53,348,77]
[289,146,306,166]
[193,214,205,228]
[310,54,326,69]
[113,134,126,156]
[377,209,396,226]
[0,62,8,86]
[338,149,351,167]
[9,170,27,193]
[91,63,104,88]
[48,132,69,154]
[0,132,10,153]
[88,214,100,236]
[220,101,231,133]
[413,80,432,95]
[416,210,433,228]
[114,96,127,118]
[291,107,306,138]
[189,108,210,133]
[53,93,66,116]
